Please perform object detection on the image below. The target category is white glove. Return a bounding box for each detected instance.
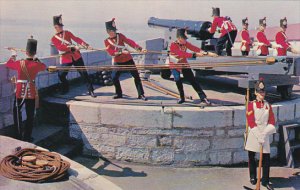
[11,50,17,57]
[251,127,265,144]
[264,124,276,135]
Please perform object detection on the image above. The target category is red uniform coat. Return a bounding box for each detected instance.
[210,17,237,38]
[6,58,46,99]
[169,41,202,71]
[51,30,88,64]
[240,29,251,52]
[247,101,275,129]
[104,33,141,63]
[256,31,271,55]
[275,31,291,56]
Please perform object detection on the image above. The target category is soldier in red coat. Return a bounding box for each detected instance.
[240,17,252,56]
[275,17,299,56]
[245,79,276,190]
[256,17,272,56]
[169,28,218,104]
[104,18,147,100]
[51,15,96,97]
[208,7,237,56]
[6,38,46,142]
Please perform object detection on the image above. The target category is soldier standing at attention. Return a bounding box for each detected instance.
[169,28,218,104]
[51,14,96,97]
[208,7,237,56]
[245,79,276,190]
[275,17,299,56]
[6,37,46,142]
[240,17,252,56]
[256,17,272,56]
[104,18,147,100]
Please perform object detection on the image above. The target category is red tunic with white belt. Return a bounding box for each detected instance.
[240,29,251,52]
[104,33,141,63]
[209,17,237,38]
[6,58,46,99]
[275,31,291,56]
[169,41,202,72]
[256,31,271,55]
[51,30,88,64]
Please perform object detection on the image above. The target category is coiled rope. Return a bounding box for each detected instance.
[0,148,70,183]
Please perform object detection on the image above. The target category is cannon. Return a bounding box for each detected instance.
[148,17,217,79]
[148,17,214,41]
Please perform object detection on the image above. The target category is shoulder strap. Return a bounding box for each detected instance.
[54,31,71,45]
[107,34,126,50]
[20,60,32,82]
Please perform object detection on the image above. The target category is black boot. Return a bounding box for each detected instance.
[138,94,148,101]
[250,178,257,185]
[113,94,123,99]
[89,90,97,98]
[262,182,274,190]
[200,98,211,106]
[176,81,185,104]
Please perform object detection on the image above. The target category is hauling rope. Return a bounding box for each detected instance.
[47,57,276,72]
[0,148,70,183]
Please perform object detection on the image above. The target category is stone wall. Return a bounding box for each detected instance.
[67,99,300,166]
[0,50,112,130]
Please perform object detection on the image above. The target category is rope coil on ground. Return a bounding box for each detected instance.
[0,148,70,183]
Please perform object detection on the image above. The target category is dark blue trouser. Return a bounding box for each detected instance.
[58,57,94,92]
[171,68,206,100]
[112,59,144,96]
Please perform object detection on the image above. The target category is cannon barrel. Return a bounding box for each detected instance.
[148,17,214,40]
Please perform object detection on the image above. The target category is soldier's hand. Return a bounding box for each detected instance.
[10,49,17,57]
[141,49,148,54]
[86,45,94,50]
[122,50,130,54]
[208,52,218,57]
[196,52,204,57]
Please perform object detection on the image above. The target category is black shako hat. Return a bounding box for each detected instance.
[26,36,37,55]
[254,78,265,93]
[280,17,288,28]
[176,28,188,39]
[106,18,117,31]
[212,7,220,17]
[53,14,64,26]
[242,17,249,25]
[259,17,267,27]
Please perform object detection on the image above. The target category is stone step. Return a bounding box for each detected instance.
[32,124,67,150]
[53,142,82,158]
[39,98,70,126]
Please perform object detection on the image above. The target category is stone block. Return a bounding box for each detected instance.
[100,104,171,128]
[101,134,126,147]
[216,129,225,136]
[174,138,210,152]
[212,138,244,150]
[151,148,174,164]
[69,101,101,124]
[233,151,248,163]
[158,136,172,147]
[168,107,233,129]
[209,151,232,165]
[277,102,295,121]
[116,147,150,163]
[228,129,245,137]
[233,106,246,127]
[126,135,157,148]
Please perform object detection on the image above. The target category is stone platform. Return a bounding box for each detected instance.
[41,74,300,166]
